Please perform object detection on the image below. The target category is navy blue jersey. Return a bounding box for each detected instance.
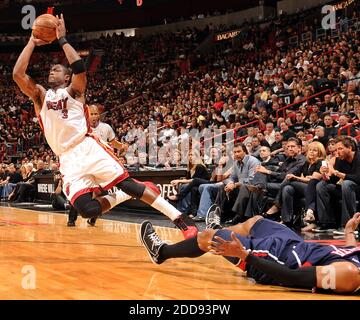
[291,242,360,268]
[215,218,360,285]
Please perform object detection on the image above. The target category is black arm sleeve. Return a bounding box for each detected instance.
[246,254,317,289]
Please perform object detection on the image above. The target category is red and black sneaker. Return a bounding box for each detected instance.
[173,213,198,239]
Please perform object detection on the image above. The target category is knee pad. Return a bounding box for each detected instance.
[73,193,102,218]
[117,178,146,198]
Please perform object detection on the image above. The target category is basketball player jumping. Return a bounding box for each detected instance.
[140,213,360,294]
[13,14,197,239]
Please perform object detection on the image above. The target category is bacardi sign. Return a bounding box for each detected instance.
[214,29,242,42]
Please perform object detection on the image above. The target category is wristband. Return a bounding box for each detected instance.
[58,37,68,47]
[70,59,86,74]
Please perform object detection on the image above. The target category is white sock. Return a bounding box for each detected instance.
[104,190,132,210]
[151,195,181,221]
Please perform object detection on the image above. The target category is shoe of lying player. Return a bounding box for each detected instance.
[87,217,97,226]
[140,221,165,264]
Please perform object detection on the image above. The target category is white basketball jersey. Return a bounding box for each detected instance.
[39,88,90,156]
[92,122,115,143]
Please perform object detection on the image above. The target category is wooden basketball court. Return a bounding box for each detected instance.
[0,206,358,300]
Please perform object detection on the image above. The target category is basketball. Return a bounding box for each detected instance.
[32,14,58,43]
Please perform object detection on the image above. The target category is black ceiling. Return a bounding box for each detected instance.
[0,0,278,33]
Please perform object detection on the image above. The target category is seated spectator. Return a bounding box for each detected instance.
[279,122,296,141]
[229,138,306,224]
[0,164,22,199]
[168,150,210,217]
[270,131,284,155]
[249,136,261,158]
[314,136,360,234]
[266,141,326,228]
[325,138,338,161]
[291,112,310,133]
[204,146,222,166]
[258,146,272,163]
[320,94,336,113]
[256,132,270,148]
[9,160,49,203]
[8,162,35,202]
[312,126,329,148]
[264,122,276,146]
[352,100,360,125]
[337,114,357,137]
[19,164,27,180]
[0,164,8,200]
[194,143,259,222]
[307,112,321,132]
[333,94,344,113]
[322,114,338,138]
[209,143,260,225]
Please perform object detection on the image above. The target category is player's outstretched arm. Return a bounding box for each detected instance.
[109,139,128,155]
[345,212,360,247]
[12,36,48,116]
[56,14,87,98]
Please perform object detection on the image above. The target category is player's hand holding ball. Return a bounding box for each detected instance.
[29,34,50,46]
[55,13,67,39]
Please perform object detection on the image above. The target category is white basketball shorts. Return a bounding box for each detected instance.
[59,135,129,204]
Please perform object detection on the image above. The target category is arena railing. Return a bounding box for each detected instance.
[288,18,360,47]
[217,120,261,146]
[200,119,260,146]
[157,119,183,132]
[337,119,360,137]
[225,134,250,145]
[276,89,332,120]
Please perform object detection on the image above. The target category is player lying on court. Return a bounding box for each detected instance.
[140,213,360,294]
[12,13,197,239]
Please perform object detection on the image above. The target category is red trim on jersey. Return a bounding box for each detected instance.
[37,114,45,132]
[252,252,268,257]
[83,104,93,134]
[133,179,161,195]
[237,260,247,271]
[70,187,102,206]
[103,173,130,191]
[301,261,313,267]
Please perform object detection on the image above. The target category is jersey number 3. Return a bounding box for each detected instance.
[46,97,69,119]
